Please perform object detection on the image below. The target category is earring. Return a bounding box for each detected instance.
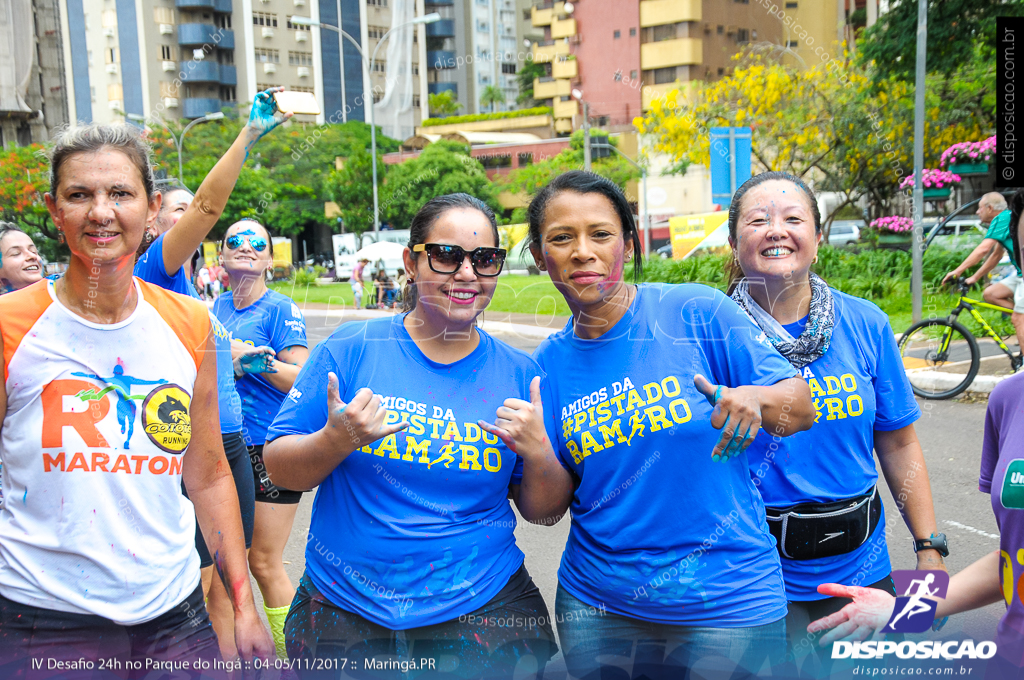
[813,254,819,264]
[57,230,65,244]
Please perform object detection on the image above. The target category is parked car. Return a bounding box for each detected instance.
[927,216,985,251]
[827,220,862,246]
[657,244,674,259]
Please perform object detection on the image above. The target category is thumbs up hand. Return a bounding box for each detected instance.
[322,372,408,453]
[479,376,554,461]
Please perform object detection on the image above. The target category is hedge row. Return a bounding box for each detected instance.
[421,107,554,128]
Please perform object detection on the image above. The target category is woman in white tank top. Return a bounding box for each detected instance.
[0,91,288,673]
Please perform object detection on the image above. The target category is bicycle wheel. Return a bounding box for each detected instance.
[898,319,980,400]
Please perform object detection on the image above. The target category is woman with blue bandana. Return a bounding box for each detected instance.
[728,171,945,678]
[134,87,290,663]
[526,171,816,679]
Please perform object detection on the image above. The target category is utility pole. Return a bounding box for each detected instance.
[594,141,649,258]
[911,0,927,322]
[582,100,591,171]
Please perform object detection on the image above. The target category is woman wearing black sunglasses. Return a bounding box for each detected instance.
[263,193,572,678]
[212,218,309,660]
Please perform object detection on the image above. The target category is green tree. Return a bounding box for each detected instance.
[516,56,547,107]
[0,144,67,261]
[858,0,1022,84]
[380,140,500,229]
[480,85,506,113]
[146,115,401,238]
[497,130,640,222]
[325,148,380,236]
[637,52,987,223]
[428,91,462,117]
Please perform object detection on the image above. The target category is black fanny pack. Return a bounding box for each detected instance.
[765,487,880,561]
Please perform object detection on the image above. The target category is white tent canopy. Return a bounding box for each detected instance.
[354,240,407,262]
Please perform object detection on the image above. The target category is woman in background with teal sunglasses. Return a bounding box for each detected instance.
[212,218,309,659]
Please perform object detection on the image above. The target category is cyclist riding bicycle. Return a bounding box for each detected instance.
[941,193,1023,350]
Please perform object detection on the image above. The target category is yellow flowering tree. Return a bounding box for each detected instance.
[636,53,986,225]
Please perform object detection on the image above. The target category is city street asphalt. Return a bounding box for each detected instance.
[249,311,1006,655]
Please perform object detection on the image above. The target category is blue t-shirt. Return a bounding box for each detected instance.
[533,283,798,626]
[213,290,307,445]
[134,235,243,434]
[746,290,921,600]
[134,233,197,298]
[266,315,551,628]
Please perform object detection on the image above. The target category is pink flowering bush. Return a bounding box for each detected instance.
[898,169,962,190]
[939,136,996,168]
[870,216,914,233]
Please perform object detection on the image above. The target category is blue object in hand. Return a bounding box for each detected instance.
[247,89,286,142]
[239,352,276,374]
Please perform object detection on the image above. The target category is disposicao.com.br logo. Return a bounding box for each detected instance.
[831,570,997,661]
[885,570,950,633]
[831,640,997,660]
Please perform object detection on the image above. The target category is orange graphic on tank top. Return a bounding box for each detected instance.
[41,379,111,449]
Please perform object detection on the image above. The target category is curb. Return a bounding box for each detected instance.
[213,301,1009,390]
[206,302,561,340]
[299,309,561,340]
[904,369,1009,395]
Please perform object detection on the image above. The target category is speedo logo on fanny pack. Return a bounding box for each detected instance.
[831,640,997,660]
[1001,459,1024,509]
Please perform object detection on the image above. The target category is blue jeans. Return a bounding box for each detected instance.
[555,584,787,680]
[286,565,557,679]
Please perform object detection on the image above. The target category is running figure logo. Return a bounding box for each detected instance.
[882,570,949,633]
[627,410,646,446]
[428,442,457,469]
[72,364,168,449]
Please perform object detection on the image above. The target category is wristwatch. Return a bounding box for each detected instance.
[913,533,949,557]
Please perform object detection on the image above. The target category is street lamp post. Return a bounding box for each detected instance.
[128,111,226,190]
[571,89,590,171]
[291,12,440,234]
[593,141,650,258]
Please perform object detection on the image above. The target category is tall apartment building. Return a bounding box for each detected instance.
[424,0,462,109]
[463,0,523,112]
[318,0,429,136]
[59,0,244,124]
[56,0,430,132]
[0,0,68,146]
[782,0,873,69]
[528,0,786,134]
[423,0,534,117]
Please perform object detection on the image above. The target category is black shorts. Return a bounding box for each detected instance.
[0,583,221,678]
[191,432,255,568]
[284,563,557,679]
[250,444,305,504]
